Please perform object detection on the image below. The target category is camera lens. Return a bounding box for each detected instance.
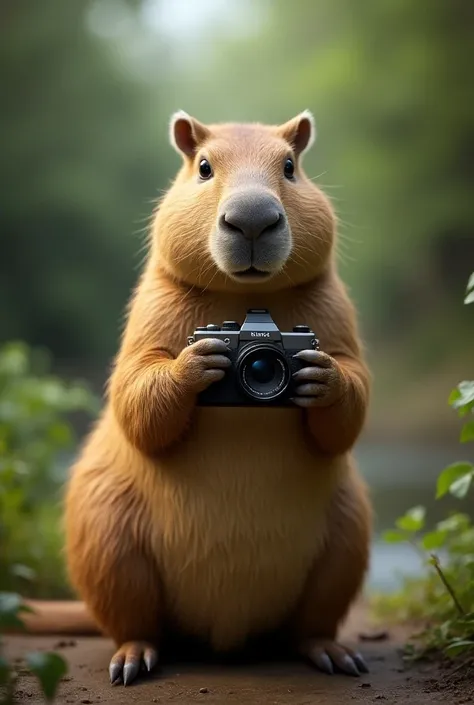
[236,344,290,401]
[250,357,275,384]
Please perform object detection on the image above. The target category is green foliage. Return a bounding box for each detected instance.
[0,342,96,701]
[436,462,474,499]
[0,341,98,596]
[0,592,67,704]
[396,506,426,533]
[0,594,33,633]
[378,273,474,661]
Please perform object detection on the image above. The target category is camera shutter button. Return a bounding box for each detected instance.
[293,325,311,333]
[222,321,240,331]
[206,324,221,331]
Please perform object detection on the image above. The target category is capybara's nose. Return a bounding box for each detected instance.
[219,192,284,240]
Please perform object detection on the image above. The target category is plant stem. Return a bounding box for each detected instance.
[429,553,465,617]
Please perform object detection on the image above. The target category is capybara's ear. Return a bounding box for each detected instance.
[277,110,316,157]
[169,110,211,158]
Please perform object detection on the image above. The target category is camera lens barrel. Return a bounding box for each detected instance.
[235,343,291,401]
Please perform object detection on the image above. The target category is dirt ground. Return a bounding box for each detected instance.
[4,605,474,705]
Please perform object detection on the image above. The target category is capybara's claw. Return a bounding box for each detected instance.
[300,639,369,677]
[109,641,158,686]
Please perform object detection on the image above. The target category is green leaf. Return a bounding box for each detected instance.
[26,652,68,702]
[437,513,470,533]
[0,592,26,630]
[383,529,409,543]
[458,615,474,627]
[10,563,36,582]
[450,381,474,414]
[421,530,447,550]
[467,272,474,293]
[448,387,462,406]
[0,344,29,377]
[436,462,474,499]
[449,472,473,499]
[454,381,474,404]
[395,506,426,532]
[445,639,474,656]
[0,592,22,613]
[461,420,474,443]
[465,272,474,304]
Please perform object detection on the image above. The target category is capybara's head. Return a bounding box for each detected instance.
[152,111,336,292]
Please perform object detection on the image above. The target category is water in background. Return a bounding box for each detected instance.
[357,441,474,592]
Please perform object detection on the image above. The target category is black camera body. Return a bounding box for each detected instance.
[187,309,319,407]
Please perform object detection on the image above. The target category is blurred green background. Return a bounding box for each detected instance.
[1,0,473,598]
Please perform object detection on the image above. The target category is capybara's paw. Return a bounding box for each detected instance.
[174,337,231,393]
[299,638,369,676]
[109,641,158,686]
[291,350,346,408]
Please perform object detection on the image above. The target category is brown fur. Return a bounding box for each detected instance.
[21,112,372,666]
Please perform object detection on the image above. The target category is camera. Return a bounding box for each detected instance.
[187,309,319,407]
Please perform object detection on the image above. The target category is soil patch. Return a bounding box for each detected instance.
[4,606,474,704]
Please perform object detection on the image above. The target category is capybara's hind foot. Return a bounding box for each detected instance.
[109,641,158,686]
[299,638,369,677]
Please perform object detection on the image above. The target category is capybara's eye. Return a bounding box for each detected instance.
[284,158,295,179]
[199,159,213,180]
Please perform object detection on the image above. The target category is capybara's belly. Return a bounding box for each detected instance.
[149,407,347,650]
